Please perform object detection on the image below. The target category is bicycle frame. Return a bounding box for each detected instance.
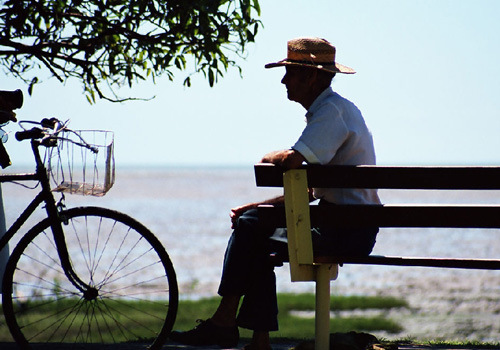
[0,139,91,293]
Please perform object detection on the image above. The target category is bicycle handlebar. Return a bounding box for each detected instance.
[7,118,102,169]
[15,128,45,141]
[16,117,66,142]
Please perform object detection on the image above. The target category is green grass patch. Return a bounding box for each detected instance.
[426,340,500,349]
[387,337,500,349]
[277,293,408,312]
[0,293,406,343]
[0,298,172,342]
[174,293,406,340]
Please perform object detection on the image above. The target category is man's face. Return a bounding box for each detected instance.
[281,66,313,104]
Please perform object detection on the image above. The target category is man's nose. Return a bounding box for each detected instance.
[281,74,287,84]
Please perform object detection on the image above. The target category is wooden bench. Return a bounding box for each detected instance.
[254,163,500,350]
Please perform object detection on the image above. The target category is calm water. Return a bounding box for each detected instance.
[2,166,500,341]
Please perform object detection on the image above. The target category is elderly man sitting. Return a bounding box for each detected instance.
[171,37,380,350]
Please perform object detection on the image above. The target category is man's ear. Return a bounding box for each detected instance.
[308,68,319,87]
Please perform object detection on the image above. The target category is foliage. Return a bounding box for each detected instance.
[0,0,261,103]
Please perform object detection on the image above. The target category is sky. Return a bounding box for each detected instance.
[2,0,500,169]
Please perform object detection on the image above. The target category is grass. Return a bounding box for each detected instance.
[277,293,408,312]
[0,298,172,342]
[2,293,499,348]
[174,293,407,340]
[0,294,404,342]
[387,337,500,349]
[426,340,500,349]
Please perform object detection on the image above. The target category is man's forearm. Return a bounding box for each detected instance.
[261,149,306,169]
[259,195,285,206]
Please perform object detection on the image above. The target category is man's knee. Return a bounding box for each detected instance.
[233,209,260,232]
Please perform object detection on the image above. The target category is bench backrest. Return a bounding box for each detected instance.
[255,163,500,189]
[254,163,500,281]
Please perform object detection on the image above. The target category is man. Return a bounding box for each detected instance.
[170,37,380,350]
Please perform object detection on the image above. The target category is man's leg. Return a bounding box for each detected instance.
[246,331,271,350]
[211,295,241,327]
[171,209,278,348]
[218,208,279,328]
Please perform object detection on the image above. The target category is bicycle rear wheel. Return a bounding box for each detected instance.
[2,206,178,349]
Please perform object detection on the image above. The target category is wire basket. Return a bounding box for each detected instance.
[46,130,115,196]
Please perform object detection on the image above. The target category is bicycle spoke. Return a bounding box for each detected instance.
[95,299,142,340]
[71,215,95,284]
[98,249,159,287]
[101,273,169,296]
[96,296,159,335]
[23,298,84,342]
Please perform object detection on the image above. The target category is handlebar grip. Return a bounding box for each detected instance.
[15,127,44,141]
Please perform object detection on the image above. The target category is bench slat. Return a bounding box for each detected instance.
[311,205,500,228]
[315,255,500,270]
[255,164,500,189]
[258,204,500,228]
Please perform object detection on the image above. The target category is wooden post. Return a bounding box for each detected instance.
[283,169,338,350]
[315,264,331,350]
[283,169,314,281]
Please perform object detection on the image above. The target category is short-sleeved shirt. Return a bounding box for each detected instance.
[292,87,381,205]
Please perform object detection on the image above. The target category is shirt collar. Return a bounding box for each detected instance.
[305,87,334,120]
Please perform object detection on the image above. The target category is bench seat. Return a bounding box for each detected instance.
[314,255,500,269]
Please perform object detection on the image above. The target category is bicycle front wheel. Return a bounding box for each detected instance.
[2,206,178,349]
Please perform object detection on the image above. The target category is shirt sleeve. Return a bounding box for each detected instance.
[292,104,349,165]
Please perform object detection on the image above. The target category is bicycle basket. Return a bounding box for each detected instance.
[46,130,115,196]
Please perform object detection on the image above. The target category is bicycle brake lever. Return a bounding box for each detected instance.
[40,136,58,147]
[41,118,58,128]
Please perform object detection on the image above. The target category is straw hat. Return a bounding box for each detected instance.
[265,37,355,74]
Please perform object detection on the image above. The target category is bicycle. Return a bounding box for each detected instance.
[0,113,178,349]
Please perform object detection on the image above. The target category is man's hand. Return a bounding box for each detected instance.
[230,203,258,228]
[261,149,305,169]
[230,195,286,229]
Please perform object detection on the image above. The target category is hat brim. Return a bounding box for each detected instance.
[265,59,355,74]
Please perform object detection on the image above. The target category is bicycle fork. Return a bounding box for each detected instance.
[45,191,98,300]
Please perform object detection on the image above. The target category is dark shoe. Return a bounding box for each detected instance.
[170,319,239,348]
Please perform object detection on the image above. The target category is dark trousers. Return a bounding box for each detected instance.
[217,207,378,331]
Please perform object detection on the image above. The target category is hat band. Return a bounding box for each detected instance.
[287,58,335,66]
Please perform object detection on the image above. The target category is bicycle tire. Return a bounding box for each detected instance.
[2,206,178,349]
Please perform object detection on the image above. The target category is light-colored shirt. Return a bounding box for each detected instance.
[292,87,381,205]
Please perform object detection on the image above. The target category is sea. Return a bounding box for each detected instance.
[1,166,500,342]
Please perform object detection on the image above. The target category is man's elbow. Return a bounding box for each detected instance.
[283,150,306,169]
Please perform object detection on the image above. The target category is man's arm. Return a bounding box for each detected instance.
[230,196,284,228]
[260,149,306,169]
[260,149,315,202]
[230,150,311,228]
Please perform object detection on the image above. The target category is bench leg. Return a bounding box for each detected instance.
[315,264,331,350]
